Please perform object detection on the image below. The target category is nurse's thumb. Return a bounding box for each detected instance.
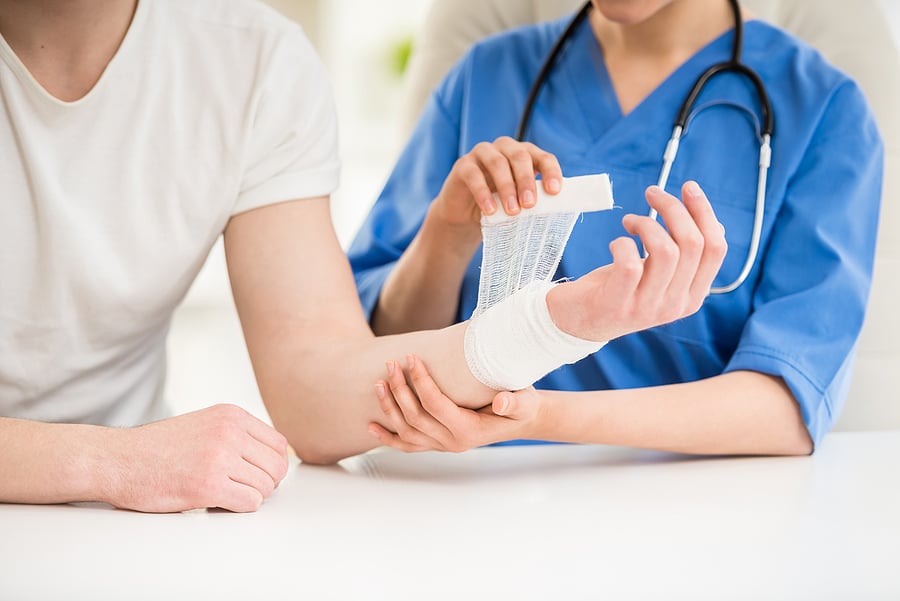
[493,392,521,418]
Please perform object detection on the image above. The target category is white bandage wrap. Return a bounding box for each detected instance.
[464,280,607,391]
[474,173,614,317]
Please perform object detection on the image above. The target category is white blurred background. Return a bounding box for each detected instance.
[165,0,900,423]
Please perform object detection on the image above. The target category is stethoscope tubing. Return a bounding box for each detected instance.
[516,0,774,295]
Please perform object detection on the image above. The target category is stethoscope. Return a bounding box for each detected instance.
[516,0,774,294]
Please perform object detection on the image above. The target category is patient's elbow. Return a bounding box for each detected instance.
[281,425,352,465]
[291,438,345,465]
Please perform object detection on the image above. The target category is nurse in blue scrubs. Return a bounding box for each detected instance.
[348,0,882,455]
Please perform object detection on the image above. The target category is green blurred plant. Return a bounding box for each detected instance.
[387,35,414,78]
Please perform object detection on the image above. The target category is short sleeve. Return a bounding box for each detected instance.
[724,80,883,447]
[233,25,340,215]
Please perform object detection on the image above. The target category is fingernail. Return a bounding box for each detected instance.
[367,427,379,438]
[375,382,385,399]
[484,196,496,214]
[685,181,701,198]
[548,179,561,193]
[386,361,394,376]
[506,195,519,213]
[522,189,534,208]
[406,354,415,370]
[647,185,662,196]
[497,395,509,415]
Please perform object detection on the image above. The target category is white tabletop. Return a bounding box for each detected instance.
[2,431,898,601]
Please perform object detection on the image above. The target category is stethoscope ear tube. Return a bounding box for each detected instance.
[515,2,592,141]
[518,0,773,294]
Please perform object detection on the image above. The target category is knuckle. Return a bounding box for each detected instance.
[516,175,535,191]
[682,232,705,255]
[538,150,558,164]
[654,240,679,263]
[212,420,242,444]
[405,407,426,428]
[238,490,263,513]
[508,148,530,163]
[710,235,728,258]
[419,394,440,414]
[620,258,643,279]
[258,477,276,498]
[276,457,290,481]
[458,161,484,184]
[484,153,508,171]
[395,422,416,439]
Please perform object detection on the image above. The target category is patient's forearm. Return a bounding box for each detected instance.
[536,371,813,456]
[250,322,494,464]
[0,418,112,504]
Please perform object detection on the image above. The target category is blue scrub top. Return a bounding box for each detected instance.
[348,16,883,447]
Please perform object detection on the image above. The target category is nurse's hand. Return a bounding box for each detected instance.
[547,181,727,342]
[105,404,290,513]
[367,355,541,453]
[430,136,564,229]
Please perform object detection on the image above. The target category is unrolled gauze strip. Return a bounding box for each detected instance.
[466,173,613,390]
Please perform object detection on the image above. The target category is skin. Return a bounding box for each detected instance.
[367,0,813,456]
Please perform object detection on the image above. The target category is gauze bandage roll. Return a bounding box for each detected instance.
[464,174,614,390]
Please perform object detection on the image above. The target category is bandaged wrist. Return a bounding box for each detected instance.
[464,280,606,391]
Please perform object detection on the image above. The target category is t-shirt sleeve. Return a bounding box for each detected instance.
[232,25,340,215]
[723,80,883,448]
[346,59,467,319]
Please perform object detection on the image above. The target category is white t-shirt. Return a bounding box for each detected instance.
[0,0,340,426]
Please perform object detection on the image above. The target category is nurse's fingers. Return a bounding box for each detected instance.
[367,423,433,453]
[622,210,679,304]
[605,236,644,300]
[495,137,540,210]
[680,181,728,297]
[385,360,455,446]
[495,137,563,209]
[647,185,705,303]
[374,379,446,450]
[472,142,521,215]
[405,354,469,431]
[454,155,498,215]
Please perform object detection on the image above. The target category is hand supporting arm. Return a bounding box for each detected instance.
[370,359,813,457]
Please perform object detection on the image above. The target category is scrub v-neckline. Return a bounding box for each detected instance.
[559,16,742,148]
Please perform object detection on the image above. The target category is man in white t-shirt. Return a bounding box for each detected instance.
[0,0,728,513]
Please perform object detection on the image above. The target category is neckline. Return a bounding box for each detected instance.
[558,16,762,141]
[0,0,146,107]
